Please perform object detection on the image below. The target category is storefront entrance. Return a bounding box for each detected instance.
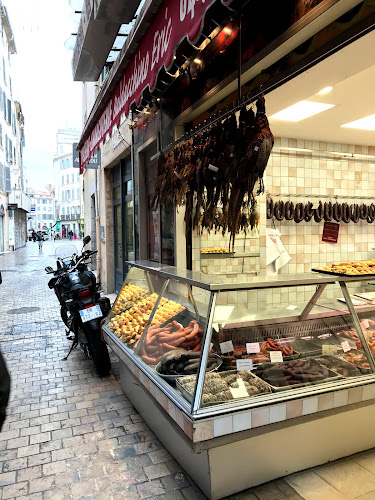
[113,157,134,292]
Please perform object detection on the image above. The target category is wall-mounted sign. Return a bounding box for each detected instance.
[73,143,100,170]
[8,203,17,210]
[322,221,339,243]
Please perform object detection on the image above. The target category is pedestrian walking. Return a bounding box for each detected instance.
[31,230,37,242]
[68,230,73,240]
[36,231,43,250]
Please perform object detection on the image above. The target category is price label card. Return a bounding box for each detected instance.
[236,359,253,371]
[362,319,370,329]
[270,351,283,363]
[229,378,249,399]
[341,341,351,352]
[286,305,298,311]
[220,340,234,354]
[246,342,260,354]
[322,344,337,355]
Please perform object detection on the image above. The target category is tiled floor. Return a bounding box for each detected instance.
[0,241,375,499]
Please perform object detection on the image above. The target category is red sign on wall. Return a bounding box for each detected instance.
[322,221,340,243]
[79,0,225,170]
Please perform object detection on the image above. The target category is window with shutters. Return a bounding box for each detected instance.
[0,163,3,191]
[62,192,65,201]
[0,124,3,148]
[61,175,64,185]
[4,165,11,192]
[6,99,11,125]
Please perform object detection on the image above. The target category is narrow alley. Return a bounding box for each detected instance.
[0,241,301,500]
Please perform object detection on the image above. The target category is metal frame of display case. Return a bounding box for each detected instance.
[102,260,375,418]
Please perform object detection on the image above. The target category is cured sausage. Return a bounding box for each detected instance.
[360,204,368,220]
[367,204,375,223]
[313,201,324,223]
[304,202,314,222]
[341,203,350,223]
[266,198,274,219]
[294,203,304,223]
[324,202,333,222]
[350,204,359,223]
[333,202,342,222]
[273,201,285,221]
[284,201,295,221]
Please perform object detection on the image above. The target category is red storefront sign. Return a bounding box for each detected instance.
[79,0,229,170]
[322,221,340,243]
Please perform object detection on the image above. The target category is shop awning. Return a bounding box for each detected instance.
[77,0,233,170]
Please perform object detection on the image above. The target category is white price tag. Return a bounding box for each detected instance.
[220,340,234,354]
[236,359,253,371]
[79,305,102,323]
[229,378,249,399]
[362,319,370,329]
[286,305,298,311]
[322,344,337,356]
[270,351,283,363]
[246,342,260,354]
[341,341,351,352]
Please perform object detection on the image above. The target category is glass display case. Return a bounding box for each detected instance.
[102,261,375,417]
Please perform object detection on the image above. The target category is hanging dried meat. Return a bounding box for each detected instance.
[152,96,274,249]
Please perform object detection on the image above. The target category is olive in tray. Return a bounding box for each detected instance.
[254,358,332,387]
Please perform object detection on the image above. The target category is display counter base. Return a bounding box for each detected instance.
[119,359,375,500]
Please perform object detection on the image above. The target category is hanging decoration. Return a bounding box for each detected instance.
[152,96,274,249]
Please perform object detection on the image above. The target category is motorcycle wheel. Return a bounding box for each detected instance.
[86,332,111,377]
[61,306,71,328]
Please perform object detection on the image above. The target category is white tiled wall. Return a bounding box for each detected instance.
[266,138,375,304]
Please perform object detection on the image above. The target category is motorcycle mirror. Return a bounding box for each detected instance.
[83,236,91,246]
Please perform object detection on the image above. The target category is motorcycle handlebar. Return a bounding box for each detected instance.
[46,250,97,276]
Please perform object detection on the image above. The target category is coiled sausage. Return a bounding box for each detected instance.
[333,202,342,222]
[314,201,324,223]
[304,202,314,222]
[341,203,350,223]
[294,203,304,223]
[324,202,333,222]
[350,204,359,223]
[266,198,274,219]
[273,201,285,221]
[360,204,368,220]
[367,204,375,223]
[284,201,295,221]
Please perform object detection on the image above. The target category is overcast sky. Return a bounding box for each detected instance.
[4,0,82,190]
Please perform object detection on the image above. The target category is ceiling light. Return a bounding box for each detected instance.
[194,58,202,64]
[269,101,335,122]
[317,86,333,95]
[223,27,232,35]
[341,114,375,131]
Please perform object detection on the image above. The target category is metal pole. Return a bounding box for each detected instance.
[300,284,327,321]
[192,291,218,414]
[339,281,375,372]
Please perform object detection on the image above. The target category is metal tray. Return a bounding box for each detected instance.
[336,349,372,374]
[314,355,361,377]
[155,354,222,382]
[176,370,271,404]
[278,338,321,356]
[312,268,375,277]
[253,360,342,392]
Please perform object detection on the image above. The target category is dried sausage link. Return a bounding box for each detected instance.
[266,198,274,219]
[304,202,314,222]
[367,204,375,223]
[294,203,304,223]
[284,201,295,221]
[333,202,342,222]
[273,201,285,221]
[341,203,350,223]
[350,204,359,223]
[360,204,368,220]
[313,201,323,223]
[323,202,333,222]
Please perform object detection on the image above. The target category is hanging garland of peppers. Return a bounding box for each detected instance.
[152,97,274,249]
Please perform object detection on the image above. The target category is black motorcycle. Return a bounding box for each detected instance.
[45,236,111,376]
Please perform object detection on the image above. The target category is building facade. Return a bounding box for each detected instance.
[53,128,83,239]
[28,185,55,233]
[0,3,30,251]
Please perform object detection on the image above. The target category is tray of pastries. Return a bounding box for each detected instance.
[313,259,375,276]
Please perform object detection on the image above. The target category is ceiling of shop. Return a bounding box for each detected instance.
[267,30,375,146]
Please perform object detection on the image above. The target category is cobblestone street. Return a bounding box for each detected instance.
[0,241,302,500]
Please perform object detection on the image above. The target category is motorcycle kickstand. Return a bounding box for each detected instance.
[62,340,78,361]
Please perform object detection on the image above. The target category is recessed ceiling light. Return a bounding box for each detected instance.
[317,86,333,95]
[269,101,335,122]
[341,114,375,131]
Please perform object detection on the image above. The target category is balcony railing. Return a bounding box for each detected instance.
[58,214,81,221]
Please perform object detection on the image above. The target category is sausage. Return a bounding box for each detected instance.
[294,203,304,223]
[273,201,285,221]
[367,204,375,223]
[284,201,295,221]
[323,202,333,222]
[350,204,359,223]
[266,198,274,219]
[333,202,342,222]
[304,202,314,222]
[313,201,323,223]
[184,322,199,341]
[360,204,368,220]
[341,203,350,223]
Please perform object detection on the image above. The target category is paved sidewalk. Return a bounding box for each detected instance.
[1,242,375,499]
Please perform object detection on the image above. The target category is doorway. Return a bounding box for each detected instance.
[113,157,134,292]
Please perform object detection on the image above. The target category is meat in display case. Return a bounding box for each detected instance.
[102,261,375,416]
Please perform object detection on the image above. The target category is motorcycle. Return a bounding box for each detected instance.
[45,236,111,376]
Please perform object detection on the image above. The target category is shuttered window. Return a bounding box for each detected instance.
[0,163,4,191]
[4,165,11,192]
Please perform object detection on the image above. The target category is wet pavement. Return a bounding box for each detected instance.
[0,241,306,499]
